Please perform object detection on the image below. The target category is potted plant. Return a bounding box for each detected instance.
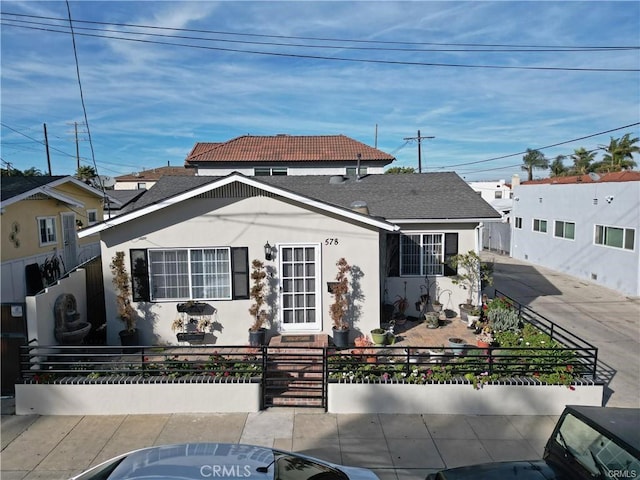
[448,337,467,356]
[109,251,139,349]
[330,258,351,349]
[447,250,493,322]
[353,335,376,363]
[476,328,494,348]
[370,328,387,346]
[424,312,439,329]
[248,259,269,346]
[393,294,409,324]
[466,306,482,328]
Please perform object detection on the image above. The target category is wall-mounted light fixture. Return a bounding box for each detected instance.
[264,241,273,261]
[605,195,614,204]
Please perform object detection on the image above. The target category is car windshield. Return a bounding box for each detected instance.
[273,452,348,480]
[556,413,640,477]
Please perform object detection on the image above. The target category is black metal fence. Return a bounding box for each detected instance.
[19,291,599,391]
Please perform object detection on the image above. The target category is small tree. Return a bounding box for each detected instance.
[448,251,493,307]
[248,259,268,332]
[109,251,136,332]
[330,258,351,331]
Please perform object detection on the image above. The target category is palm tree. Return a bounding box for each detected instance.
[521,149,548,181]
[569,147,596,175]
[76,165,97,183]
[550,155,567,177]
[23,167,45,176]
[600,133,639,172]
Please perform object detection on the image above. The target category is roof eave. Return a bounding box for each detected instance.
[79,173,399,237]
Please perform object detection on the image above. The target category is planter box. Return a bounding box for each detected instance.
[328,381,604,415]
[176,332,205,342]
[16,381,261,415]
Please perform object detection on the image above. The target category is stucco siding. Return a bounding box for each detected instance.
[100,194,382,346]
[511,181,640,296]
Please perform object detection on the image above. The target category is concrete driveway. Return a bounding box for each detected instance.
[483,251,640,408]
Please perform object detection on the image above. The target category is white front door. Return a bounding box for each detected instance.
[61,212,78,271]
[279,244,321,331]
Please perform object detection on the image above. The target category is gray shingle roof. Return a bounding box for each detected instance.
[1,176,67,202]
[129,172,501,222]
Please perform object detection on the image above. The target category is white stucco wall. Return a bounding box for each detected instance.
[511,181,640,297]
[100,194,382,346]
[25,269,87,344]
[196,165,386,176]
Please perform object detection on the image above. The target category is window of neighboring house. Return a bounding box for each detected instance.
[346,166,368,177]
[146,247,249,301]
[515,217,523,229]
[37,216,57,246]
[533,218,547,233]
[254,167,288,176]
[494,191,503,199]
[555,220,575,240]
[87,209,98,226]
[137,182,147,189]
[595,225,635,251]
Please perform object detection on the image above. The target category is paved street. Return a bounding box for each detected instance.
[2,252,638,479]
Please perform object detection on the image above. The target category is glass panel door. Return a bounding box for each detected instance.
[279,244,320,331]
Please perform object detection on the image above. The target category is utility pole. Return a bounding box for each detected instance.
[404,130,435,173]
[43,123,52,175]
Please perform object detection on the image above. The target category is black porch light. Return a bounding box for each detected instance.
[264,241,273,261]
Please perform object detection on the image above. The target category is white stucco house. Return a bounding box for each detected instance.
[79,172,501,346]
[511,171,640,297]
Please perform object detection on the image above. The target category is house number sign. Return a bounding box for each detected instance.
[324,238,339,245]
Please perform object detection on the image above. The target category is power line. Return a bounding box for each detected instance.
[1,122,78,159]
[435,122,640,169]
[2,11,638,50]
[2,20,637,72]
[3,15,638,54]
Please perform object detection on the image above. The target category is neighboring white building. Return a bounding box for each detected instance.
[511,171,640,297]
[114,166,195,190]
[468,176,516,219]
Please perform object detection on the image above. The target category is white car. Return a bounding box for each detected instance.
[70,443,380,480]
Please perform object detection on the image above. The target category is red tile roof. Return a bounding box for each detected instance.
[523,171,640,185]
[185,135,395,163]
[116,166,195,182]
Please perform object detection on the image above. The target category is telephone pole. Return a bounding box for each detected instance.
[403,130,435,173]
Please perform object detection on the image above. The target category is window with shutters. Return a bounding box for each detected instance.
[132,247,249,301]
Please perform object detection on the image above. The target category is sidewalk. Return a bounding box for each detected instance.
[1,404,559,480]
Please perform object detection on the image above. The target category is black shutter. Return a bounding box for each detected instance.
[130,249,150,301]
[443,233,458,277]
[386,233,400,277]
[231,247,249,299]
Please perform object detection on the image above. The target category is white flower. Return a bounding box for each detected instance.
[525,342,530,346]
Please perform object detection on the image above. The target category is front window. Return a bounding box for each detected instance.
[400,233,443,276]
[555,413,640,478]
[595,225,635,250]
[346,166,368,177]
[555,220,575,240]
[37,217,57,246]
[148,248,231,300]
[533,218,547,233]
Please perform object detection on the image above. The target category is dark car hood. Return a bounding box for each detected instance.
[428,460,560,480]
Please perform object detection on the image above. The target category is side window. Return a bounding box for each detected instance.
[231,247,249,299]
[443,233,458,276]
[37,217,57,246]
[87,209,98,226]
[130,249,150,302]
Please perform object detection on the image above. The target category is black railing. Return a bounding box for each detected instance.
[20,345,262,384]
[494,289,599,379]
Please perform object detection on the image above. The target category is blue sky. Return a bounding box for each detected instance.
[1,1,639,181]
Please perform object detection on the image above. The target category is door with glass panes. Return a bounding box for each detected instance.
[279,244,321,331]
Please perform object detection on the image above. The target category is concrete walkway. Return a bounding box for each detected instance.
[2,253,638,479]
[1,404,559,480]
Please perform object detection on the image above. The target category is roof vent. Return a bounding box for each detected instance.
[329,175,346,184]
[350,200,369,215]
